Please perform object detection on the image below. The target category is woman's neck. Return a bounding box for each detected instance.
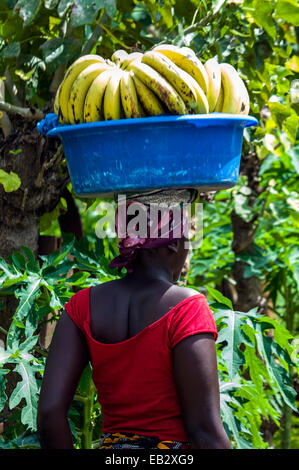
[125,262,174,283]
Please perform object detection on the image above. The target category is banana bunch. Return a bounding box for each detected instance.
[54,45,250,125]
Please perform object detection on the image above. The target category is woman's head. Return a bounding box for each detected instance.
[109,199,189,281]
[131,236,189,282]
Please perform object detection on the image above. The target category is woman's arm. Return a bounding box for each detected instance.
[37,311,90,449]
[172,333,231,449]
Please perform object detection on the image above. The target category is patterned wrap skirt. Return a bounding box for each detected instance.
[99,432,191,450]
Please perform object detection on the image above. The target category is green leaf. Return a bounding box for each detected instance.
[40,37,81,69]
[103,0,116,18]
[0,170,21,192]
[0,347,11,366]
[0,256,23,283]
[216,309,254,379]
[11,251,26,271]
[282,113,299,144]
[7,276,42,347]
[220,381,253,449]
[243,342,270,391]
[268,101,293,127]
[275,0,299,26]
[254,321,297,410]
[9,362,39,431]
[206,286,233,309]
[13,0,42,26]
[0,432,41,449]
[250,0,276,40]
[0,369,8,413]
[44,0,59,8]
[14,277,42,323]
[288,146,299,174]
[0,42,20,58]
[44,236,74,268]
[57,0,74,17]
[22,246,38,272]
[18,334,39,355]
[70,0,104,27]
[232,192,254,222]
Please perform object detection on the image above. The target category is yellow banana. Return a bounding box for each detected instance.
[204,57,221,112]
[128,60,187,115]
[68,63,112,124]
[121,52,143,70]
[103,69,123,120]
[58,54,106,123]
[178,68,209,114]
[219,63,244,114]
[141,51,197,110]
[214,84,224,112]
[83,69,114,123]
[180,46,196,56]
[132,75,165,116]
[239,77,250,115]
[153,45,209,95]
[54,82,61,115]
[153,44,179,52]
[120,71,142,119]
[111,49,128,66]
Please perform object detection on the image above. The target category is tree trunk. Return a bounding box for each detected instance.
[0,114,69,327]
[0,116,69,426]
[231,151,267,313]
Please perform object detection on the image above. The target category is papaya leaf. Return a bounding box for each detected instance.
[9,362,39,431]
[21,246,39,273]
[45,235,75,268]
[254,321,297,411]
[220,381,253,449]
[6,276,42,348]
[0,348,11,366]
[0,432,41,449]
[257,316,295,357]
[215,309,256,379]
[0,257,25,289]
[0,369,8,413]
[243,343,270,391]
[205,286,233,309]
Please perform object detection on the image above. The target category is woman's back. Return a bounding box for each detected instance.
[65,281,218,443]
[89,278,199,344]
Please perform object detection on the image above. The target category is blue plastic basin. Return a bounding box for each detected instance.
[45,113,258,198]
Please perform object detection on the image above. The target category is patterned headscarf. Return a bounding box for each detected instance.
[109,200,188,273]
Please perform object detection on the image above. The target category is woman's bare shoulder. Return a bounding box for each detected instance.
[163,284,204,306]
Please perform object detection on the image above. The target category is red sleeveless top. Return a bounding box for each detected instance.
[65,288,218,441]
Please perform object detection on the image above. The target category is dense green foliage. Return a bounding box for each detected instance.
[0,0,298,449]
[0,235,297,448]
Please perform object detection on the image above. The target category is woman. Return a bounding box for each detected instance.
[37,199,231,450]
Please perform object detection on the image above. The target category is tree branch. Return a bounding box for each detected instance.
[0,101,44,121]
[4,68,23,107]
[182,12,219,35]
[35,145,64,188]
[98,24,131,50]
[0,79,12,137]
